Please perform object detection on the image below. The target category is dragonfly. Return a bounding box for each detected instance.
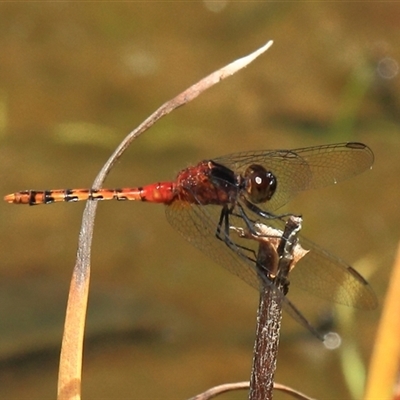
[4,142,377,337]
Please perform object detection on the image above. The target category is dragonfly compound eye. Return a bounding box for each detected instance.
[244,164,277,204]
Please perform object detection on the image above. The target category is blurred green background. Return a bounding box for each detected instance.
[0,2,399,399]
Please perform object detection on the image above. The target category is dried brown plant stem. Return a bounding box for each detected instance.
[249,216,303,400]
[249,285,283,400]
[249,286,282,400]
[56,40,274,400]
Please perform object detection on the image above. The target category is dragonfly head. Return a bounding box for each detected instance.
[243,164,277,204]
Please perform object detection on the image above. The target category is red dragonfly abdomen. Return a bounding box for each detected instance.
[4,182,177,205]
[4,160,238,207]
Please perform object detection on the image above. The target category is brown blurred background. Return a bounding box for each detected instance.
[0,2,399,399]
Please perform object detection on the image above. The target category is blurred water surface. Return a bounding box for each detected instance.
[0,3,399,399]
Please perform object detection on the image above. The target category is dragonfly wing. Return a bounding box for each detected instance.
[282,296,325,340]
[165,200,328,340]
[289,235,377,310]
[165,199,262,290]
[215,148,312,211]
[288,142,374,189]
[214,142,374,212]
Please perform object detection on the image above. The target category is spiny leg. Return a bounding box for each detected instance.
[215,204,260,258]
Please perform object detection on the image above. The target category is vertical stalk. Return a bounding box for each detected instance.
[249,216,303,400]
[249,285,283,400]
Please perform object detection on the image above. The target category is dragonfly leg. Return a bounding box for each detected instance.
[215,204,281,283]
[215,205,265,266]
[241,196,296,221]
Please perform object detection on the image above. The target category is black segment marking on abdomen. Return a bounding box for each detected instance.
[44,190,55,204]
[29,191,37,206]
[114,189,127,201]
[64,189,79,202]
